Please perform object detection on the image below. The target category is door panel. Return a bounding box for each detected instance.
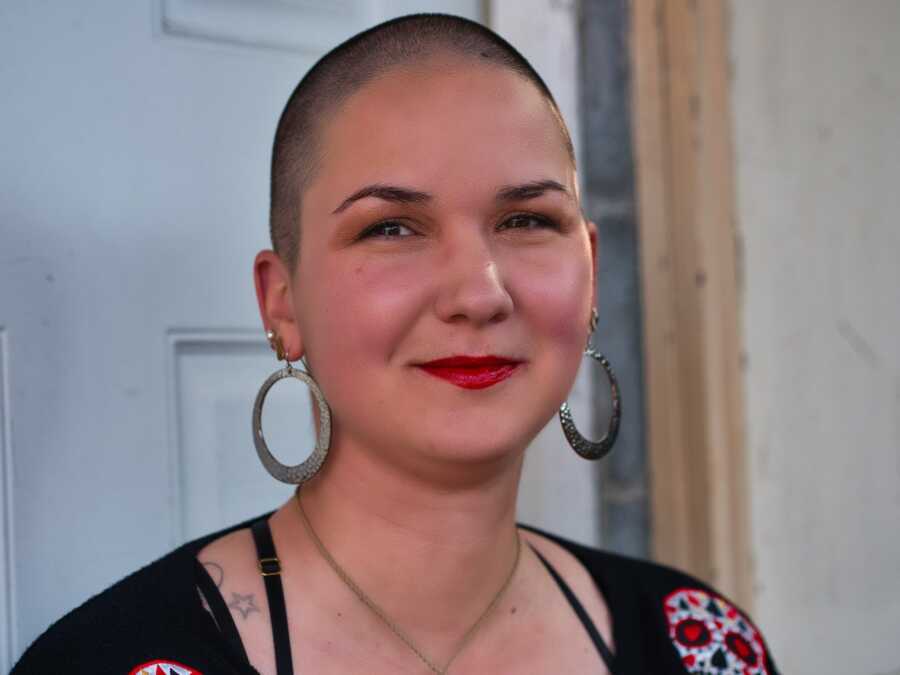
[0,1,482,660]
[0,2,606,665]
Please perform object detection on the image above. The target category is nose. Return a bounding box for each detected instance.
[433,232,514,326]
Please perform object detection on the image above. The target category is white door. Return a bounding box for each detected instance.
[1,1,594,667]
[0,1,488,664]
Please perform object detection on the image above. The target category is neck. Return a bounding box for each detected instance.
[271,436,525,654]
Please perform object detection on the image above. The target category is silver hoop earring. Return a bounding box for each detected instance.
[559,312,621,460]
[252,332,331,484]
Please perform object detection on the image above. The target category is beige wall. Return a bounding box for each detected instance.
[730,2,900,673]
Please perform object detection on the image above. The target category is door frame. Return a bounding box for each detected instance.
[1,327,15,671]
[630,0,752,608]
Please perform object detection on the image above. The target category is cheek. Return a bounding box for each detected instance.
[507,244,593,359]
[293,253,427,394]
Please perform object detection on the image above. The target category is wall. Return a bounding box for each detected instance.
[730,2,900,673]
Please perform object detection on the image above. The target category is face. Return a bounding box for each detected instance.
[260,57,596,474]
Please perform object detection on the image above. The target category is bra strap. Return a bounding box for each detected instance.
[529,544,619,674]
[251,518,295,675]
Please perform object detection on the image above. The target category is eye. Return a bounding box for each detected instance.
[497,213,561,232]
[358,220,418,240]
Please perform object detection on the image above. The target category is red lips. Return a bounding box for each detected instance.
[417,355,522,389]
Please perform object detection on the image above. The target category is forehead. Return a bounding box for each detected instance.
[305,58,574,213]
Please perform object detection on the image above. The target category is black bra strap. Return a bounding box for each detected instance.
[529,544,618,674]
[194,559,250,665]
[251,519,295,675]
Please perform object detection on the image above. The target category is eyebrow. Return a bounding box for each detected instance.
[495,179,570,202]
[331,179,570,215]
[332,184,431,214]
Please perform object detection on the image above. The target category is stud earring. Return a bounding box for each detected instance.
[266,329,287,361]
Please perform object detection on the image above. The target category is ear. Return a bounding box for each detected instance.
[253,250,303,361]
[585,219,599,315]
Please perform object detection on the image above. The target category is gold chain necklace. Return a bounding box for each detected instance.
[295,488,521,675]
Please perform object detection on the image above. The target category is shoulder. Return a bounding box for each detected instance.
[519,523,711,600]
[12,543,195,673]
[519,524,782,675]
[519,526,615,654]
[12,514,265,674]
[195,523,258,587]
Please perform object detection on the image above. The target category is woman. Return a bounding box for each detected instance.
[14,14,779,675]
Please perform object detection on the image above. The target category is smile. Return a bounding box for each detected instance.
[416,356,523,390]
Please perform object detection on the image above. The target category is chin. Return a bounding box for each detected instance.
[408,409,549,467]
[429,435,523,466]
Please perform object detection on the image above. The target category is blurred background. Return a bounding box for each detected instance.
[1,2,897,673]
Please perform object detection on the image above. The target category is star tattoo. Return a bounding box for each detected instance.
[228,592,260,619]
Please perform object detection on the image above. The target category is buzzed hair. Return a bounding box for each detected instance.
[269,13,575,270]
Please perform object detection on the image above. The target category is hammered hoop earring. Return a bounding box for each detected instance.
[252,331,331,484]
[559,310,621,460]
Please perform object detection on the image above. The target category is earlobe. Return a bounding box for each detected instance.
[253,250,303,361]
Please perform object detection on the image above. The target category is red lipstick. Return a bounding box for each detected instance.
[417,356,522,390]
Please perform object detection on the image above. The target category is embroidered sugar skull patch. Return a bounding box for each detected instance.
[663,588,768,674]
[129,660,203,675]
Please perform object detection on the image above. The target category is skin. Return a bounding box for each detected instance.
[198,55,613,674]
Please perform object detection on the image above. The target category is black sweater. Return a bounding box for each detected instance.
[13,515,780,674]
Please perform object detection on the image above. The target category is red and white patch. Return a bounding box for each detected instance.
[663,588,768,675]
[129,660,203,675]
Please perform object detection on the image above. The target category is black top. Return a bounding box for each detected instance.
[13,513,781,674]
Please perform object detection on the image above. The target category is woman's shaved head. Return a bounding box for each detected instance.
[269,13,575,270]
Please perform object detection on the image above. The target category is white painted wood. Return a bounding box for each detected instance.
[0,328,16,672]
[160,0,373,54]
[490,0,600,547]
[166,329,303,542]
[159,0,485,54]
[0,1,481,662]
